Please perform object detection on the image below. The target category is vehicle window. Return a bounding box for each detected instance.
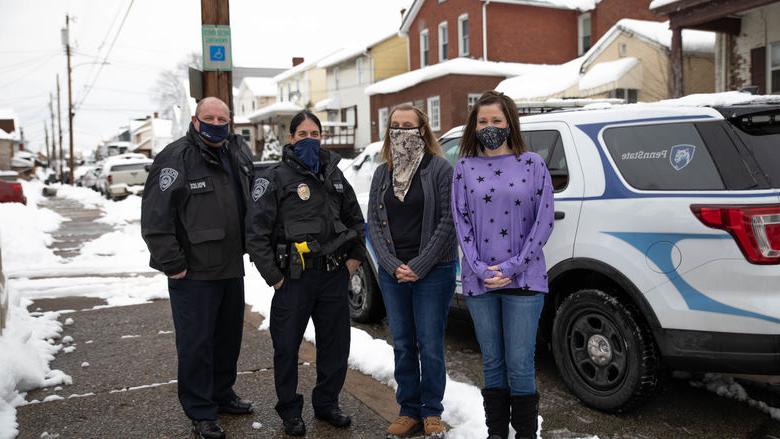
[521,130,569,192]
[728,110,780,188]
[440,137,460,166]
[603,123,725,191]
[111,163,149,172]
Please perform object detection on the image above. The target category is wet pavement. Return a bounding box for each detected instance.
[356,311,780,439]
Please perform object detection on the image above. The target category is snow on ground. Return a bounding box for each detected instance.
[690,374,780,421]
[0,290,71,439]
[0,182,64,275]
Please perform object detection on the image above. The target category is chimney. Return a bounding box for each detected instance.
[153,112,159,118]
[292,57,304,67]
[401,8,406,18]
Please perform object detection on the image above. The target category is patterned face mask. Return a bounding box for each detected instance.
[476,125,510,151]
[389,127,426,202]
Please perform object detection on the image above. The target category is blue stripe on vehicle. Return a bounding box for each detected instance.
[605,231,780,324]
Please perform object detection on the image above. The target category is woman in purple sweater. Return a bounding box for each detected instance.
[451,91,554,439]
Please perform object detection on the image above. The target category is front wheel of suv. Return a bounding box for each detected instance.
[552,289,660,413]
[347,261,384,323]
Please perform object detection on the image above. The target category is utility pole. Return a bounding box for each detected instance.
[63,14,75,185]
[49,93,57,167]
[57,75,64,181]
[44,122,50,165]
[200,0,233,115]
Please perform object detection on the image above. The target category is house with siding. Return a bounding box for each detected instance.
[650,0,780,96]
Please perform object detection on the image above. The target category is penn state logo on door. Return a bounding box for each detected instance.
[669,144,695,171]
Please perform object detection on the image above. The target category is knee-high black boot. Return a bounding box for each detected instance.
[510,393,539,439]
[481,388,510,439]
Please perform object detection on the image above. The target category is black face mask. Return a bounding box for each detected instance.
[197,118,230,144]
[477,126,510,150]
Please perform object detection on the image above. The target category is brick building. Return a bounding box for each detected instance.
[367,0,665,141]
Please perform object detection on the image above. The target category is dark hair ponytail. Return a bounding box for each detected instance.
[289,111,322,135]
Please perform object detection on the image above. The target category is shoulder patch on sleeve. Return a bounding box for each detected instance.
[159,168,179,192]
[252,177,270,201]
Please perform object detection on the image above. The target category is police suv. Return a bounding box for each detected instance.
[347,96,780,412]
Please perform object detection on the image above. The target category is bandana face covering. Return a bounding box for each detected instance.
[389,127,426,202]
[476,125,510,151]
[293,137,321,174]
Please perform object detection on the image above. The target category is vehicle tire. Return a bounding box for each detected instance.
[348,260,385,323]
[552,289,660,413]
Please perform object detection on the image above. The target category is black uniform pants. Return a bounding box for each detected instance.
[168,277,245,421]
[270,266,351,421]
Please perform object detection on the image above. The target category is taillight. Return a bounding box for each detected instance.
[107,175,113,184]
[691,204,780,265]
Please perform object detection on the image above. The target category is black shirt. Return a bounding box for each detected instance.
[385,154,431,263]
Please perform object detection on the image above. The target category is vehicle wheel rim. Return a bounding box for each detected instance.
[567,311,628,392]
[348,266,366,311]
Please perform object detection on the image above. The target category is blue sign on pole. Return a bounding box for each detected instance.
[210,45,226,62]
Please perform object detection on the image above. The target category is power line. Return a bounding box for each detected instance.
[75,0,135,110]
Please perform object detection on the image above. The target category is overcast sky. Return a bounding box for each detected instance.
[0,0,411,154]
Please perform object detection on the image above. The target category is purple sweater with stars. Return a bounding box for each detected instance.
[451,152,555,296]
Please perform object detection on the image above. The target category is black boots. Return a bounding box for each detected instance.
[510,393,539,439]
[482,389,539,439]
[482,388,510,439]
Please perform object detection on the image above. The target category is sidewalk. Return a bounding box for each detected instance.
[16,296,399,438]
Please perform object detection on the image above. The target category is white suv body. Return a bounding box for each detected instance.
[349,101,780,411]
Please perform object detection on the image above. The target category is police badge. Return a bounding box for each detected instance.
[252,177,270,201]
[159,168,179,192]
[297,183,311,201]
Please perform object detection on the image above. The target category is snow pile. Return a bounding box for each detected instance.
[0,288,71,439]
[653,91,780,107]
[649,0,681,9]
[690,374,780,421]
[54,184,141,225]
[0,182,64,276]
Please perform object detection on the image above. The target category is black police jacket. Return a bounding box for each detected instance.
[246,144,366,287]
[141,125,255,280]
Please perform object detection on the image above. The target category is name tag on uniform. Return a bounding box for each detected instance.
[188,177,214,194]
[333,181,344,193]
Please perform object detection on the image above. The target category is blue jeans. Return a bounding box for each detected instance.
[378,262,456,418]
[465,293,544,396]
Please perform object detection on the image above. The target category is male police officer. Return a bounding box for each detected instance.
[141,97,255,439]
[246,111,365,437]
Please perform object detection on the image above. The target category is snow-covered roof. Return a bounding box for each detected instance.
[241,77,277,97]
[649,0,684,10]
[0,128,14,141]
[496,57,584,101]
[314,97,341,111]
[273,52,336,83]
[152,119,172,138]
[0,108,17,121]
[401,0,600,34]
[579,57,639,93]
[614,19,714,54]
[234,115,251,125]
[247,101,304,122]
[317,32,397,69]
[365,58,541,96]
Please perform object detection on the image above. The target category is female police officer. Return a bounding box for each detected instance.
[246,111,365,437]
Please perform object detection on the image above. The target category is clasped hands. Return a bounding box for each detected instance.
[484,265,511,289]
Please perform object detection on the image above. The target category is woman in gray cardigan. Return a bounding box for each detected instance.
[367,104,458,439]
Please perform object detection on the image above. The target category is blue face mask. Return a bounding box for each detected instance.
[292,137,321,174]
[197,118,230,144]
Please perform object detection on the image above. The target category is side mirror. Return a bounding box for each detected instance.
[145,164,152,172]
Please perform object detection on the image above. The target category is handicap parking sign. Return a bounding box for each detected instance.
[210,45,225,62]
[202,25,232,71]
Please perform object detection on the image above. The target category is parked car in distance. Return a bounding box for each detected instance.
[81,166,101,191]
[97,154,152,200]
[0,180,26,205]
